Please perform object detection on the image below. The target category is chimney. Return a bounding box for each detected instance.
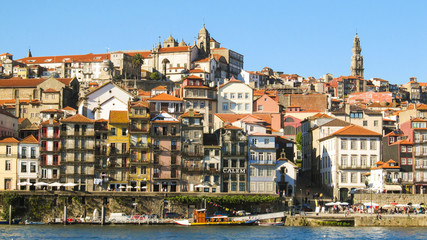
[345,103,350,114]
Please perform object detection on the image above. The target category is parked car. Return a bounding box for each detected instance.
[165,212,182,219]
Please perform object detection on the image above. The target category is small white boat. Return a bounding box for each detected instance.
[25,220,45,225]
[258,221,284,226]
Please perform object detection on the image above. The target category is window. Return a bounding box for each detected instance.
[351,155,357,166]
[21,162,27,173]
[122,128,128,136]
[6,145,11,156]
[370,140,377,150]
[31,147,36,158]
[350,139,357,150]
[230,93,235,99]
[193,101,198,108]
[341,139,347,150]
[237,104,242,110]
[228,182,236,191]
[370,155,377,166]
[30,162,36,173]
[222,103,228,111]
[361,155,367,167]
[230,103,236,110]
[171,140,177,150]
[401,146,407,152]
[110,128,116,136]
[407,146,413,152]
[340,172,347,183]
[5,160,11,170]
[258,168,264,176]
[374,120,378,127]
[360,140,366,150]
[407,157,413,165]
[238,93,242,99]
[245,103,250,110]
[351,173,357,183]
[350,112,363,118]
[239,159,245,168]
[250,167,254,176]
[267,168,272,176]
[239,183,245,191]
[245,93,249,99]
[231,159,237,167]
[141,166,147,174]
[200,101,205,108]
[258,105,263,111]
[340,155,347,167]
[401,158,407,165]
[363,121,367,126]
[224,93,228,99]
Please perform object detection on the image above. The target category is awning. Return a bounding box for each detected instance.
[384,185,402,191]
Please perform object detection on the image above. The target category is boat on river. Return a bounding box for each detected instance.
[174,209,256,226]
[258,221,284,226]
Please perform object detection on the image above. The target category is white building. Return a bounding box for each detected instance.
[248,133,277,194]
[239,70,266,88]
[276,150,298,197]
[218,78,253,114]
[78,81,134,120]
[368,159,402,193]
[17,135,39,190]
[318,124,382,201]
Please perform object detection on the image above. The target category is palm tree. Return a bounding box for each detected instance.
[131,54,144,79]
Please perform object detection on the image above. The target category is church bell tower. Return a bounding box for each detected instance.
[350,34,364,78]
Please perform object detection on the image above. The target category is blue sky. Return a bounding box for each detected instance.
[1,0,426,84]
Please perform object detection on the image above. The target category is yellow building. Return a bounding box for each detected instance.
[0,137,20,190]
[129,101,151,191]
[108,111,130,191]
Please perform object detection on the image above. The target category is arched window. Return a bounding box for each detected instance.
[284,117,294,122]
[284,126,296,135]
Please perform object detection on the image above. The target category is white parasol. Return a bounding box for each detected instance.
[34,182,48,186]
[49,182,63,187]
[63,183,78,187]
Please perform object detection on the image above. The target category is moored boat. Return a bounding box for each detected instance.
[258,221,284,226]
[25,220,45,225]
[174,209,256,226]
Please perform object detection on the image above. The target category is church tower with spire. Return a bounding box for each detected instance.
[197,24,210,58]
[27,49,32,58]
[350,34,364,77]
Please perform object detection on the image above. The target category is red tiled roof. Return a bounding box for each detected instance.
[185,75,203,80]
[219,78,245,88]
[131,101,149,108]
[62,114,94,123]
[20,134,38,144]
[18,53,109,64]
[158,46,190,53]
[0,137,19,143]
[138,90,151,96]
[194,58,210,62]
[180,110,203,118]
[18,118,27,124]
[109,111,129,124]
[329,125,381,137]
[40,109,63,113]
[0,78,46,87]
[215,113,272,125]
[152,86,167,91]
[62,106,76,111]
[223,125,241,130]
[189,69,205,73]
[40,119,60,125]
[148,93,182,102]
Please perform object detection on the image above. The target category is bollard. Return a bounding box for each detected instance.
[101,206,105,225]
[9,205,12,225]
[64,205,67,225]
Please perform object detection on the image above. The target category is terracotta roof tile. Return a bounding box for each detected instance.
[0,78,46,87]
[62,114,94,123]
[329,125,381,137]
[189,69,205,73]
[18,118,27,124]
[148,93,182,102]
[20,134,38,144]
[40,109,63,113]
[109,111,129,124]
[158,46,190,53]
[0,137,19,143]
[152,86,167,91]
[180,110,203,118]
[219,77,245,88]
[40,119,60,125]
[18,53,109,64]
[62,106,76,111]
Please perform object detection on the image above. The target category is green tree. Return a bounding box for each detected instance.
[131,53,144,68]
[150,72,161,80]
[296,132,302,151]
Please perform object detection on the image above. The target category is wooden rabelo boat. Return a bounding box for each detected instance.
[174,209,257,226]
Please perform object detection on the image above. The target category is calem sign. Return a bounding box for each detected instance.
[222,168,246,174]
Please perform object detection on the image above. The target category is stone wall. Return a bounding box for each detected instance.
[356,193,427,206]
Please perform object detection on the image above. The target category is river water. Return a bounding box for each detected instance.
[0,225,426,239]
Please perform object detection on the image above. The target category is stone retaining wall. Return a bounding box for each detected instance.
[356,193,427,206]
